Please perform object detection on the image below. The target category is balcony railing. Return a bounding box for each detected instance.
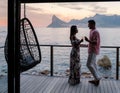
[0,45,120,80]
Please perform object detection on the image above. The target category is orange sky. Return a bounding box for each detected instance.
[21,2,120,27]
[0,19,7,26]
[1,2,120,27]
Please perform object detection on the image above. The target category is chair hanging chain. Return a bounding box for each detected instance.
[24,3,26,18]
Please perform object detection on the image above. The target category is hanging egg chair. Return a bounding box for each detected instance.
[4,4,41,72]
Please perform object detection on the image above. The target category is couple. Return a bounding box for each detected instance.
[68,20,101,86]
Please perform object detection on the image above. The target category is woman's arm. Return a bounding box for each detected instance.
[80,38,83,43]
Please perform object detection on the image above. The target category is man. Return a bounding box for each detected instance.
[85,19,101,86]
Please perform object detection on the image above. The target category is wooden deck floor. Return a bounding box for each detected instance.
[20,75,120,93]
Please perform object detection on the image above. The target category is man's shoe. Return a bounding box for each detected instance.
[94,80,100,86]
[89,80,100,86]
[89,80,96,84]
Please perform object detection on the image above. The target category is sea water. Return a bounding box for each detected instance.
[0,27,120,78]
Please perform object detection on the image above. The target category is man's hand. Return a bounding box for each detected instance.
[84,36,89,42]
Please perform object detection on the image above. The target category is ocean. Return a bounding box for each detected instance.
[0,27,120,78]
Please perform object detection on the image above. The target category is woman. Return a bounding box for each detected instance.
[68,25,83,85]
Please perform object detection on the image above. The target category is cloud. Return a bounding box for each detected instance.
[90,6,107,13]
[25,5,43,12]
[25,13,52,27]
[21,5,44,18]
[0,0,7,26]
[80,2,107,13]
[21,5,52,27]
[55,3,83,10]
[54,2,106,15]
[0,0,7,18]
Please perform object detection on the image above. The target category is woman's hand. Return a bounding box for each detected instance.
[84,36,89,42]
[80,38,84,43]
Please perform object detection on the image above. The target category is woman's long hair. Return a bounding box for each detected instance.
[70,25,77,41]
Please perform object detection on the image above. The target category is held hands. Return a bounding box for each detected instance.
[79,36,89,47]
[79,36,89,43]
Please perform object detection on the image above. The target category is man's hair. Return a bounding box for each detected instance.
[88,20,96,25]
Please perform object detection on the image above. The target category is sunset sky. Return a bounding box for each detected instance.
[1,1,120,27]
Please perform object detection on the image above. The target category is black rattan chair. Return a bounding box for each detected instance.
[4,17,41,72]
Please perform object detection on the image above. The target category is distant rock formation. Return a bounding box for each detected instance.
[47,15,69,28]
[97,55,112,69]
[47,14,120,28]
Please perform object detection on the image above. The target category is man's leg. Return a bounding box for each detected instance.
[87,53,100,80]
[86,53,100,86]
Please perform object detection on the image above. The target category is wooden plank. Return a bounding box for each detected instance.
[40,77,56,93]
[20,75,47,93]
[96,79,102,93]
[32,76,50,93]
[71,85,78,93]
[109,79,117,93]
[88,79,94,93]
[83,78,89,93]
[116,80,120,89]
[54,77,67,93]
[106,79,114,93]
[79,78,86,93]
[66,78,82,93]
[20,74,30,83]
[63,79,71,93]
[51,78,66,93]
[19,75,120,93]
[24,76,46,93]
[102,79,108,93]
[71,82,79,93]
[35,76,54,93]
[67,84,76,93]
[43,77,60,93]
[76,78,84,93]
[112,80,120,93]
[59,78,68,93]
[99,79,105,93]
[50,77,63,93]
[31,76,48,93]
[20,75,34,89]
[20,75,40,92]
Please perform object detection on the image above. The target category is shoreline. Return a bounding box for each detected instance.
[21,69,115,79]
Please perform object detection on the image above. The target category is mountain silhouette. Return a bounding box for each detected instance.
[47,14,120,28]
[47,15,68,27]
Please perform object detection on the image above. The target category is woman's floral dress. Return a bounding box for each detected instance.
[68,38,81,85]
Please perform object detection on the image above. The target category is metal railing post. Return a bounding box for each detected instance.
[50,46,53,76]
[116,48,119,80]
